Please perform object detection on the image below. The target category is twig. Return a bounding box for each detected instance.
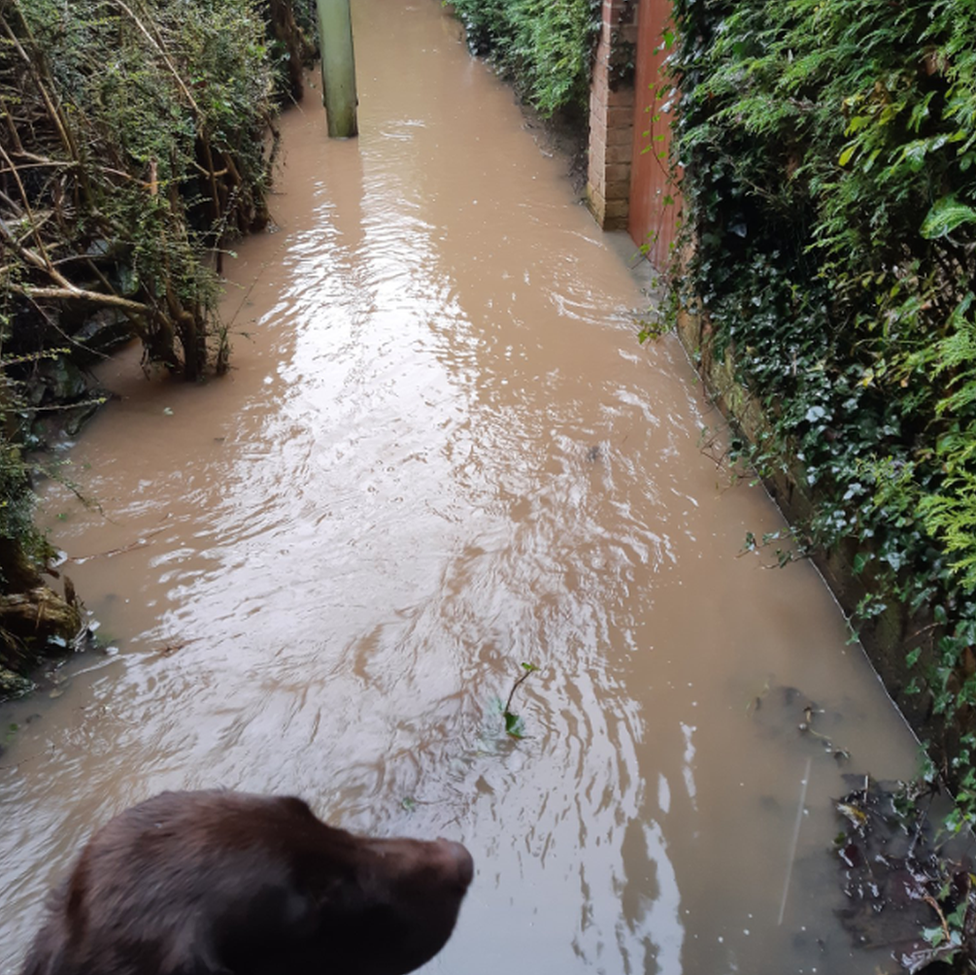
[112,0,201,116]
[504,665,535,715]
[67,524,169,564]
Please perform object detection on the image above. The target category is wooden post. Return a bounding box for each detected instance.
[316,0,358,138]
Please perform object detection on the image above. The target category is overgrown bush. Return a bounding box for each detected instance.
[0,0,309,682]
[446,0,601,116]
[669,0,976,776]
[0,0,288,379]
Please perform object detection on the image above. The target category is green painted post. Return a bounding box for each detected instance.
[315,0,358,138]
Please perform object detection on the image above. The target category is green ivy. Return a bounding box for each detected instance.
[445,0,601,116]
[670,0,976,740]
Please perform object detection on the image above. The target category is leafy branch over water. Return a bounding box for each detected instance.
[0,0,293,379]
[502,662,538,739]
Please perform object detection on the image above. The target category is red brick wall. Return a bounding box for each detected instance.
[627,0,680,268]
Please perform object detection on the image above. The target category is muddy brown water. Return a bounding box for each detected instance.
[1,2,919,973]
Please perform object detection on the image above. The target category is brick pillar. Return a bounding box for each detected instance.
[586,0,637,230]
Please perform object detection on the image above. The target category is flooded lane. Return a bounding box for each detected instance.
[1,2,917,973]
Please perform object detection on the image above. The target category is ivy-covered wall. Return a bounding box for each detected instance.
[668,0,976,789]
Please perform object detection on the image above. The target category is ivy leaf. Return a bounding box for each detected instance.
[920,197,976,240]
[947,902,968,929]
[504,711,525,738]
[805,405,826,423]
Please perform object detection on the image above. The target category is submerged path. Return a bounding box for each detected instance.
[1,2,916,973]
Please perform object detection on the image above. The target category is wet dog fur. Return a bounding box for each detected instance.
[18,789,474,975]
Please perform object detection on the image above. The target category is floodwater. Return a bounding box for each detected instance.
[0,2,919,973]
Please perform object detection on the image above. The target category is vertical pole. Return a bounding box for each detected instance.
[315,0,359,138]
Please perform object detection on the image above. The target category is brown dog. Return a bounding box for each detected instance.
[19,790,474,975]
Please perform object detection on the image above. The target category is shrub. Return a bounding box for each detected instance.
[447,0,601,116]
[0,0,307,672]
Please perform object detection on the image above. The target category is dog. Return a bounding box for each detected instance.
[19,789,474,975]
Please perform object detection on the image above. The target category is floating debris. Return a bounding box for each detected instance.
[748,682,851,764]
[834,776,975,973]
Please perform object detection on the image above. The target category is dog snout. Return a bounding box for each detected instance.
[434,839,474,889]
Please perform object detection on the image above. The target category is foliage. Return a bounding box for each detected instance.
[0,431,46,573]
[0,341,89,675]
[0,0,288,380]
[0,0,308,663]
[446,0,601,116]
[669,0,976,752]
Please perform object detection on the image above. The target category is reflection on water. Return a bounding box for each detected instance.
[0,2,917,973]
